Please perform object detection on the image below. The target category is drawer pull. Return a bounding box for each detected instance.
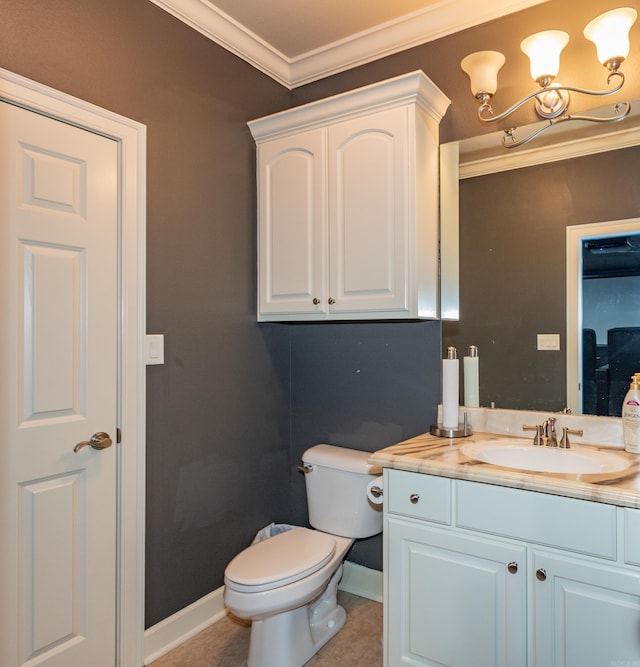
[536,568,547,582]
[410,493,420,504]
[507,562,518,574]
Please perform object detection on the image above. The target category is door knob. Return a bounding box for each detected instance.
[74,431,113,453]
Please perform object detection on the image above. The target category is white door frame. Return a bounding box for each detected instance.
[0,68,147,667]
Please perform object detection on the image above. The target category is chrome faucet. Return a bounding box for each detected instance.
[543,417,558,447]
[523,417,583,448]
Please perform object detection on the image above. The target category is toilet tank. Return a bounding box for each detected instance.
[302,444,383,539]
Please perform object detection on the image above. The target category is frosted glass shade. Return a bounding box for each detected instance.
[584,7,637,67]
[520,30,569,83]
[460,51,505,97]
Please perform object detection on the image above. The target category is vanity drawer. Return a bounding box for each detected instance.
[624,508,640,567]
[386,469,451,524]
[456,480,617,559]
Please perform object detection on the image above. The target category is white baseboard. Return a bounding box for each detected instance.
[340,561,383,603]
[143,562,382,663]
[143,586,226,664]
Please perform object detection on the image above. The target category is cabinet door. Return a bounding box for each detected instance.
[533,550,640,667]
[386,517,527,667]
[257,129,327,319]
[328,107,408,315]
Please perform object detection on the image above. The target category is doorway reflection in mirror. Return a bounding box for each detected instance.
[582,233,640,416]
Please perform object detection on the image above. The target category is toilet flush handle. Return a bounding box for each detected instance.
[297,464,314,474]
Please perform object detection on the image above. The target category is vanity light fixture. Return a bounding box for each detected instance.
[460,7,637,148]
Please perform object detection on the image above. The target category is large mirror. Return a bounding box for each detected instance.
[442,104,640,416]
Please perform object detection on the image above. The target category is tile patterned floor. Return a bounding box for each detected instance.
[148,591,382,666]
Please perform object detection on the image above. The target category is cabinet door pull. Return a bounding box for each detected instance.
[312,298,320,305]
[536,568,547,582]
[328,297,336,305]
[507,562,518,574]
[409,493,420,504]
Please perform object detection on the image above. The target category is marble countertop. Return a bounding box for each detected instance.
[369,431,640,509]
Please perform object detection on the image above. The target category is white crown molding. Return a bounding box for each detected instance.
[149,0,549,89]
[148,0,292,87]
[288,0,549,88]
[248,70,450,143]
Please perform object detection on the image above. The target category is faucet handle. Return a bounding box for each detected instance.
[523,423,544,446]
[559,427,584,449]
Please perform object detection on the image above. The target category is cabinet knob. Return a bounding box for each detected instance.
[312,298,320,305]
[328,297,336,305]
[409,493,420,504]
[536,568,547,582]
[507,562,518,574]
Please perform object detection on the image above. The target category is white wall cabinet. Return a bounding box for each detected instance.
[249,71,450,321]
[384,469,640,667]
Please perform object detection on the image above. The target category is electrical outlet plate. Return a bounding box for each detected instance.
[537,333,560,351]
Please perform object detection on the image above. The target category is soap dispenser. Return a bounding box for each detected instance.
[622,373,640,454]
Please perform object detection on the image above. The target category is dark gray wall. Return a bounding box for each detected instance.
[443,145,640,412]
[289,322,442,569]
[0,0,293,628]
[3,0,640,631]
[0,0,444,627]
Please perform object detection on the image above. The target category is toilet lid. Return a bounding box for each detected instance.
[225,528,336,593]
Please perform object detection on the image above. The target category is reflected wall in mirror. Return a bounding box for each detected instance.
[443,117,640,415]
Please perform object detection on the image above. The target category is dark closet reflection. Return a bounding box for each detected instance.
[582,233,640,416]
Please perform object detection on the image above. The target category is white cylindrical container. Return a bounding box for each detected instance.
[463,345,479,408]
[622,373,640,454]
[442,347,459,429]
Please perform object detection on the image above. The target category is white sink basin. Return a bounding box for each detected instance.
[460,439,630,474]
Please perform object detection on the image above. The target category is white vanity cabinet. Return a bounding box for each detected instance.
[387,517,527,666]
[384,468,640,667]
[248,71,450,322]
[532,550,640,666]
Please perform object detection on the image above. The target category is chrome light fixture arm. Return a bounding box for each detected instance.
[502,100,631,149]
[461,7,637,149]
[478,70,626,124]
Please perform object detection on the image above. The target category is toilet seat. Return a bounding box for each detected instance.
[225,528,336,593]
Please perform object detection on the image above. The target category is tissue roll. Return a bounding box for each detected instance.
[442,358,459,428]
[464,356,479,407]
[366,476,384,505]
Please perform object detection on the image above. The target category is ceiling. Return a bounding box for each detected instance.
[149,0,549,88]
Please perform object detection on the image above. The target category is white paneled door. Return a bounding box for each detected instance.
[0,101,118,666]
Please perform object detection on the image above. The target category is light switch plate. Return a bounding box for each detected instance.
[537,333,560,351]
[145,334,165,365]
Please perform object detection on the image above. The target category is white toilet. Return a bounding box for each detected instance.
[223,444,382,667]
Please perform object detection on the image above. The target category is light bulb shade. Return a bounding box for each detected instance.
[584,7,637,67]
[520,30,569,83]
[460,50,505,97]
